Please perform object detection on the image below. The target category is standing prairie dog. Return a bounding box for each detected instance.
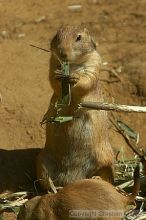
[36,25,114,191]
[18,166,140,220]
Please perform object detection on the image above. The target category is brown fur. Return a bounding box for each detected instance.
[36,25,114,191]
[18,167,140,220]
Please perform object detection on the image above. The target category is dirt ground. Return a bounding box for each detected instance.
[0,0,146,219]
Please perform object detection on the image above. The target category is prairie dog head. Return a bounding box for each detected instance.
[51,25,97,64]
[17,196,42,220]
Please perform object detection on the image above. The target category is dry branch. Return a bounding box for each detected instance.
[110,117,145,157]
[79,102,146,113]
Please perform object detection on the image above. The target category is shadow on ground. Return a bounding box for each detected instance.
[0,148,41,193]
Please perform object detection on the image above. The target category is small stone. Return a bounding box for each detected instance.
[1,30,9,38]
[35,16,46,23]
[17,33,26,38]
[68,5,82,12]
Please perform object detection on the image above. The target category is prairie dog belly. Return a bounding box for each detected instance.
[42,113,98,185]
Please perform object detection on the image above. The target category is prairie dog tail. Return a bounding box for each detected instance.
[128,164,140,204]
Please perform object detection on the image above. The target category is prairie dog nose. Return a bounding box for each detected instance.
[59,49,68,60]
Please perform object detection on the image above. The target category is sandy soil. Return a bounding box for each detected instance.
[0,0,146,219]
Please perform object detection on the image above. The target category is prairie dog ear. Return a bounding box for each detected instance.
[91,37,97,50]
[83,28,97,49]
[83,28,90,35]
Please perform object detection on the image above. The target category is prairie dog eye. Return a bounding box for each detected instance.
[76,34,82,42]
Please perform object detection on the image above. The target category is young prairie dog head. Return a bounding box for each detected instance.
[51,25,97,64]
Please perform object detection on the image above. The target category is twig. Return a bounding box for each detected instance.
[0,198,28,213]
[117,180,134,189]
[30,44,63,66]
[30,44,50,53]
[79,102,146,113]
[0,192,27,200]
[48,177,57,194]
[101,67,125,84]
[136,196,146,202]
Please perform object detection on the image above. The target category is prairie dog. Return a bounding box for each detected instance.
[18,166,140,220]
[36,25,114,191]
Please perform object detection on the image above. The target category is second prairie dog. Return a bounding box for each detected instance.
[18,166,140,220]
[36,25,114,191]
